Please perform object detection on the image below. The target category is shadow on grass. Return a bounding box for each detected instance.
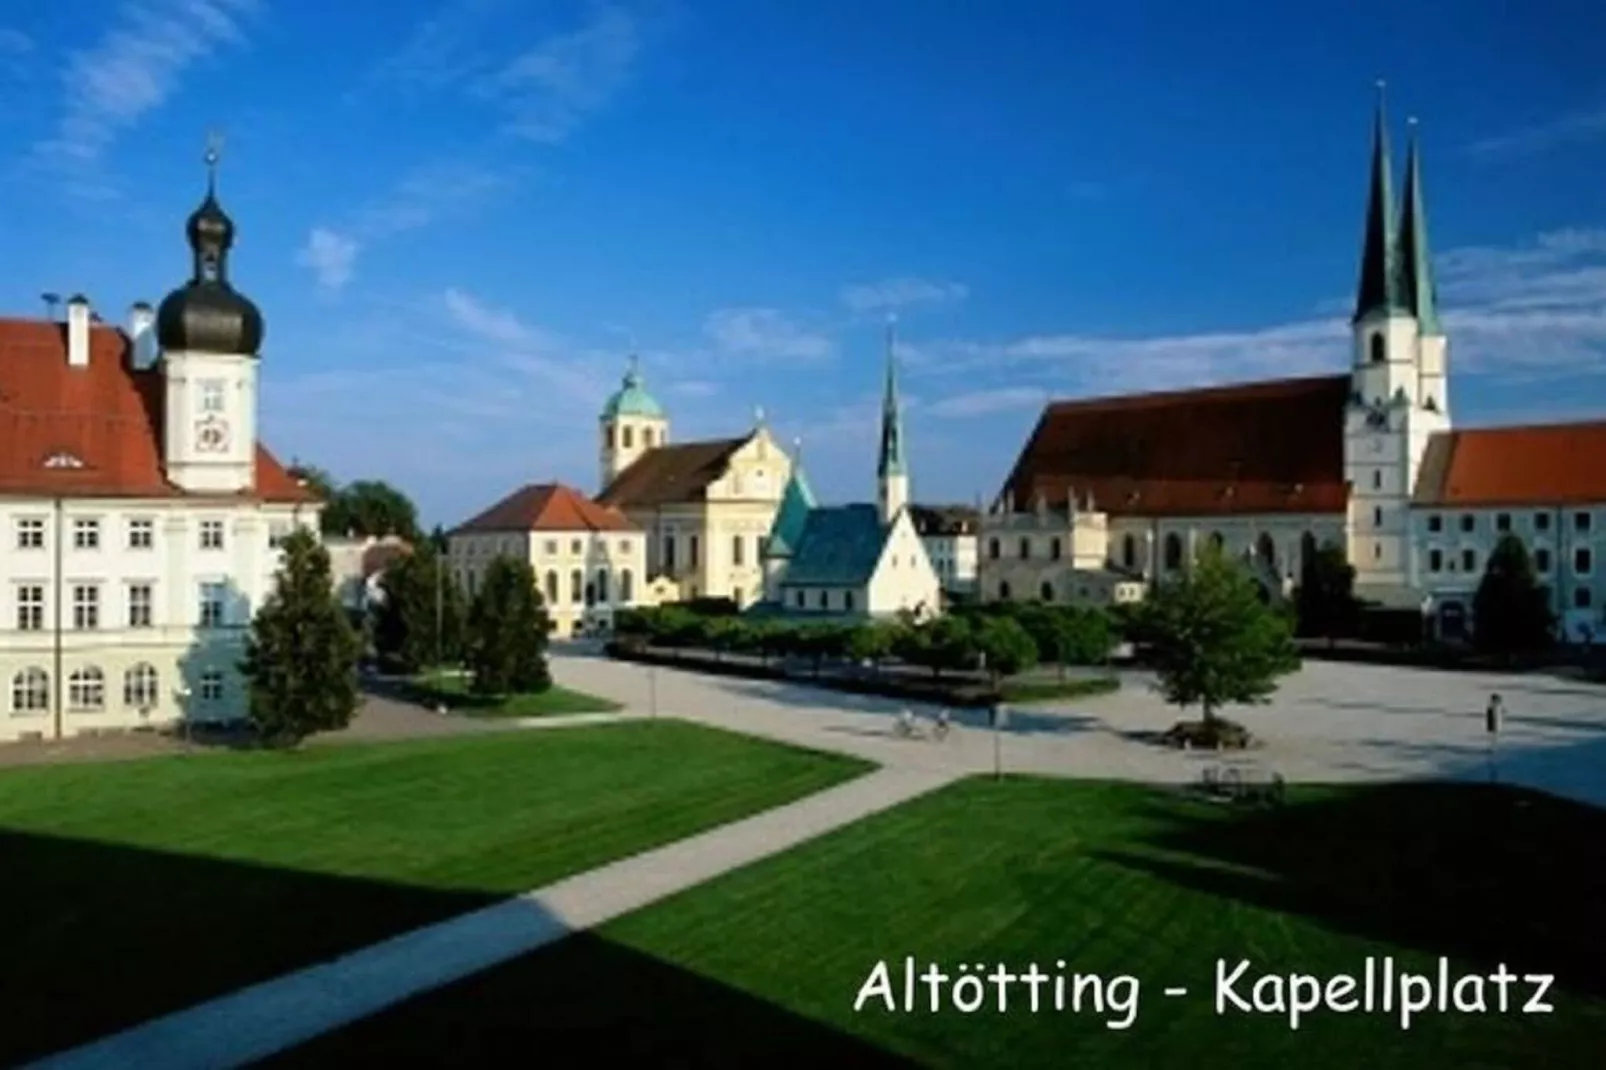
[266,931,916,1069]
[1,828,909,1068]
[1097,781,1606,1000]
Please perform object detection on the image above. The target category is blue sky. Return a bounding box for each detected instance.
[4,0,1606,528]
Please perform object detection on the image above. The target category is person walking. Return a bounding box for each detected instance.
[1484,693,1504,784]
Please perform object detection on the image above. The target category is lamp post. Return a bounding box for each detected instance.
[649,661,658,718]
[174,684,192,749]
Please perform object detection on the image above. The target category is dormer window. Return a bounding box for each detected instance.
[42,450,84,469]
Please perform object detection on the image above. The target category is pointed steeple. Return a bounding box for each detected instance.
[876,316,906,479]
[1397,118,1442,336]
[1353,82,1407,323]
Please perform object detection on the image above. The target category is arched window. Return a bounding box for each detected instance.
[622,426,634,449]
[596,569,610,604]
[642,428,654,448]
[1049,537,1062,561]
[1018,537,1031,560]
[10,668,48,714]
[605,426,615,450]
[620,568,634,603]
[123,663,159,709]
[998,580,1012,600]
[1369,333,1385,364]
[1209,531,1225,552]
[1039,581,1054,602]
[1121,534,1136,570]
[570,570,583,604]
[545,570,559,604]
[1256,534,1277,568]
[1163,533,1184,571]
[68,667,105,712]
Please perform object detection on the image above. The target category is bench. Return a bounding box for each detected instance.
[1200,764,1286,806]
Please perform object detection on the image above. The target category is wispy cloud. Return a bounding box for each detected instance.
[925,386,1049,419]
[363,0,507,92]
[31,0,259,197]
[474,7,640,143]
[297,161,517,291]
[841,277,969,314]
[1466,106,1606,157]
[0,27,32,79]
[703,308,835,361]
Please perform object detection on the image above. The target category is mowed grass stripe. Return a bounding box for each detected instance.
[0,721,874,1066]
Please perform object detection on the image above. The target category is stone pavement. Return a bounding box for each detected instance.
[29,765,956,1070]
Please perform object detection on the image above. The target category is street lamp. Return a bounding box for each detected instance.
[648,660,658,718]
[174,684,192,748]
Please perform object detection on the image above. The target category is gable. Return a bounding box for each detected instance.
[779,504,887,587]
[597,435,750,509]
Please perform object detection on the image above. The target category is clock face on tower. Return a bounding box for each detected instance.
[194,415,230,453]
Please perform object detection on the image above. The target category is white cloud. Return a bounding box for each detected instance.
[296,229,360,292]
[1466,107,1606,157]
[364,0,507,92]
[841,277,969,314]
[925,386,1049,419]
[704,308,834,360]
[476,7,640,143]
[32,0,259,194]
[671,380,719,397]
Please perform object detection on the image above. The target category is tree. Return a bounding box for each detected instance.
[427,524,449,554]
[846,622,895,672]
[1472,534,1553,657]
[286,462,335,503]
[702,616,744,661]
[1294,541,1360,646]
[463,557,552,695]
[974,615,1038,686]
[1042,607,1115,678]
[240,529,362,745]
[926,615,979,677]
[328,479,421,542]
[1144,544,1300,724]
[373,545,464,673]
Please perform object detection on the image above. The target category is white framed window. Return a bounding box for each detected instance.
[200,379,226,413]
[68,667,105,712]
[199,582,227,628]
[72,518,100,549]
[199,519,225,550]
[72,584,100,630]
[16,517,45,550]
[10,668,49,715]
[268,522,291,549]
[199,669,225,703]
[124,663,159,709]
[127,583,154,628]
[127,518,154,549]
[15,584,44,631]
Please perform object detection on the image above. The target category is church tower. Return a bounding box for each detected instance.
[598,355,669,491]
[1343,87,1450,598]
[876,317,909,523]
[157,135,263,494]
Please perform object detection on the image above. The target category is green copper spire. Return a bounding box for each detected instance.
[876,317,906,478]
[1397,120,1442,336]
[1353,83,1407,323]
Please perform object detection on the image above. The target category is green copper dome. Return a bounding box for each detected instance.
[600,360,664,420]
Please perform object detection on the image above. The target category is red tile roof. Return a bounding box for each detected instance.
[453,483,635,534]
[0,317,314,502]
[1413,422,1606,507]
[1000,375,1351,518]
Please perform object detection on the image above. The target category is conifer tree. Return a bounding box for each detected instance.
[464,556,552,694]
[1473,534,1553,656]
[374,544,464,673]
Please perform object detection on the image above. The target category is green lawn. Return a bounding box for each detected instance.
[276,779,1606,1068]
[415,668,622,716]
[0,721,872,1065]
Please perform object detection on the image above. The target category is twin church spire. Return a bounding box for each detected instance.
[1353,83,1441,333]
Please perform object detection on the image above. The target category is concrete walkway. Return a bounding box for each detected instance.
[28,765,956,1070]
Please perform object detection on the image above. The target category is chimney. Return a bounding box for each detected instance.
[129,301,156,365]
[66,294,91,368]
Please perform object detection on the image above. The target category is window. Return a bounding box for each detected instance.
[794,590,805,608]
[1040,581,1054,601]
[15,585,44,631]
[124,663,159,709]
[200,379,225,413]
[732,535,745,566]
[1374,543,1382,561]
[199,519,225,550]
[16,517,44,549]
[1368,334,1385,363]
[1428,549,1442,573]
[1050,537,1063,561]
[199,582,227,628]
[544,571,559,604]
[1459,514,1475,533]
[662,535,677,571]
[620,569,634,603]
[1535,548,1552,573]
[68,667,105,712]
[1534,512,1551,532]
[1575,511,1593,534]
[126,518,154,549]
[1495,513,1511,534]
[1461,549,1476,573]
[689,535,700,568]
[571,539,582,555]
[604,426,615,450]
[127,583,153,628]
[622,426,634,449]
[1575,547,1593,575]
[843,590,854,612]
[1373,506,1383,528]
[619,539,631,554]
[1018,537,1030,560]
[1121,535,1136,570]
[1371,470,1382,491]
[1163,533,1183,570]
[10,668,48,715]
[1575,588,1594,609]
[596,570,610,603]
[998,580,1012,600]
[268,523,290,549]
[544,540,557,555]
[732,587,743,606]
[642,428,654,448]
[570,570,583,603]
[73,518,100,549]
[987,538,1000,560]
[818,590,828,609]
[199,669,225,703]
[1209,532,1225,551]
[72,585,99,630]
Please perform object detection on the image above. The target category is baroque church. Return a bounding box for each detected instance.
[982,99,1606,643]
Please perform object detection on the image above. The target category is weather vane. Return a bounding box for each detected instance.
[204,128,224,191]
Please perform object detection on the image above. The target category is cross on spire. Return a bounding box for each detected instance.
[204,129,224,195]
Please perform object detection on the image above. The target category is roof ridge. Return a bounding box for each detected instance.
[1045,373,1346,412]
